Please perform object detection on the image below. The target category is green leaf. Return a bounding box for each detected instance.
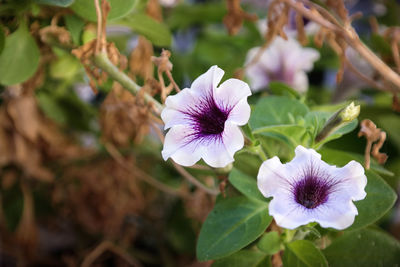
[49,55,81,80]
[283,240,328,267]
[269,81,301,99]
[0,23,40,85]
[249,96,310,150]
[257,231,281,255]
[320,149,396,230]
[323,228,400,267]
[212,250,270,267]
[71,0,137,21]
[249,96,309,130]
[34,0,74,7]
[2,183,24,232]
[120,13,172,47]
[233,151,262,177]
[253,125,309,150]
[347,170,397,231]
[228,168,266,202]
[167,3,226,29]
[196,196,272,261]
[64,14,85,45]
[0,25,5,54]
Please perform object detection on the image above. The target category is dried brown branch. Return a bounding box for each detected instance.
[223,0,258,35]
[343,56,389,93]
[172,162,220,195]
[82,240,142,267]
[104,143,185,197]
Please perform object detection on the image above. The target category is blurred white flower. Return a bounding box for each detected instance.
[245,37,320,93]
[161,66,251,168]
[159,0,178,7]
[257,145,367,230]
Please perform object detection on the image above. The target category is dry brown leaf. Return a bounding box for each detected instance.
[0,92,85,182]
[100,83,151,146]
[56,157,145,238]
[129,37,154,80]
[223,0,258,36]
[147,0,163,22]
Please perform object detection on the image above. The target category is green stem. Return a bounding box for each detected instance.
[254,145,268,161]
[93,52,164,113]
[284,228,297,243]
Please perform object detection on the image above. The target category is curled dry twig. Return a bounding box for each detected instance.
[358,119,388,169]
[152,49,181,102]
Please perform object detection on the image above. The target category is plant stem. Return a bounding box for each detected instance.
[93,52,164,114]
[255,145,268,161]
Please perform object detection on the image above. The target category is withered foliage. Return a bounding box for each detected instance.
[223,0,258,35]
[100,83,152,146]
[72,40,127,93]
[0,89,82,182]
[129,36,154,81]
[54,157,145,238]
[184,187,215,223]
[358,119,388,169]
[265,1,290,43]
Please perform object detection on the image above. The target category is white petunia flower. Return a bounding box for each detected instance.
[245,37,320,93]
[257,145,367,230]
[161,66,252,168]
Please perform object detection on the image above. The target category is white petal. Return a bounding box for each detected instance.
[284,145,326,180]
[226,98,251,125]
[313,199,359,230]
[296,48,320,71]
[222,122,244,156]
[191,65,224,97]
[202,138,234,168]
[292,71,309,93]
[246,63,270,92]
[161,125,203,166]
[215,78,251,108]
[331,160,367,201]
[257,157,290,198]
[162,89,197,129]
[284,41,319,72]
[269,195,313,229]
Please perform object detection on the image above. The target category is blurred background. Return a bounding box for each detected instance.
[0,0,399,266]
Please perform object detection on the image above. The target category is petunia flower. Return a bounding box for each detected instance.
[245,37,320,93]
[161,66,251,168]
[257,145,367,230]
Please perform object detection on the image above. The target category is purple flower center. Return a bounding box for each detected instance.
[293,173,335,209]
[184,95,231,140]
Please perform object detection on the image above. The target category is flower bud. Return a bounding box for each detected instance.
[316,102,360,143]
[340,102,360,122]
